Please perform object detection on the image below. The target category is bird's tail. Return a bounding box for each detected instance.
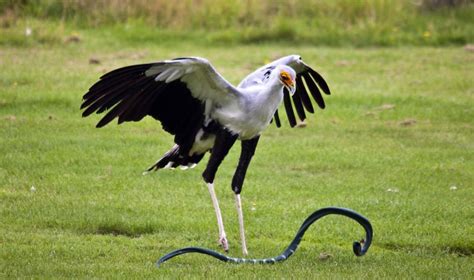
[143,144,205,174]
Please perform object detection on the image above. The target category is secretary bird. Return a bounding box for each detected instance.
[81,55,330,255]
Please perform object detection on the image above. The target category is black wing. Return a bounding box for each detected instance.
[81,63,204,152]
[274,65,331,127]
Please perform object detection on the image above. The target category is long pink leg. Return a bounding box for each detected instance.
[207,182,228,252]
[235,193,248,256]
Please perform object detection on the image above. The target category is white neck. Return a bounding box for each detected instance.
[212,78,285,139]
[247,79,284,126]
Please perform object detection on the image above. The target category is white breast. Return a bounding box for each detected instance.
[212,84,283,140]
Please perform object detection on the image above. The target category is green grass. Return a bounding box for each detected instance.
[1,28,473,278]
[1,0,473,46]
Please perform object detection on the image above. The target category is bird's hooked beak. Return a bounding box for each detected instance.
[285,80,296,96]
[280,71,296,96]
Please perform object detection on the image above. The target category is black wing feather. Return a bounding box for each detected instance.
[273,109,281,128]
[307,67,331,95]
[81,63,204,149]
[291,90,306,121]
[117,82,164,122]
[82,76,150,117]
[273,65,330,127]
[83,66,152,101]
[283,88,297,127]
[302,73,325,109]
[295,75,314,113]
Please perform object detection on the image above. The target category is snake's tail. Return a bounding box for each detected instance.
[157,247,229,267]
[157,247,288,265]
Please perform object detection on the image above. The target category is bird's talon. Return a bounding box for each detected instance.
[218,236,229,252]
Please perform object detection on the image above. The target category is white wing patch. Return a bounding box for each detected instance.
[144,57,240,106]
[238,54,303,89]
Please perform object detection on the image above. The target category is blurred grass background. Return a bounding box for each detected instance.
[1,0,473,47]
[1,0,473,278]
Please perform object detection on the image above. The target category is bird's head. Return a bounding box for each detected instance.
[277,65,296,95]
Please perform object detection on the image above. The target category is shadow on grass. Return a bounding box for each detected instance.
[87,223,158,238]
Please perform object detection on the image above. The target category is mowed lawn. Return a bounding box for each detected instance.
[0,35,473,278]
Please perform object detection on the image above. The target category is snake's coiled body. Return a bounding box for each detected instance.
[157,207,373,266]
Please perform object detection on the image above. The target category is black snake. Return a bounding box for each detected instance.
[157,207,373,266]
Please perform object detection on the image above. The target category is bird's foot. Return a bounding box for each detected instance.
[218,236,229,252]
[242,247,248,256]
